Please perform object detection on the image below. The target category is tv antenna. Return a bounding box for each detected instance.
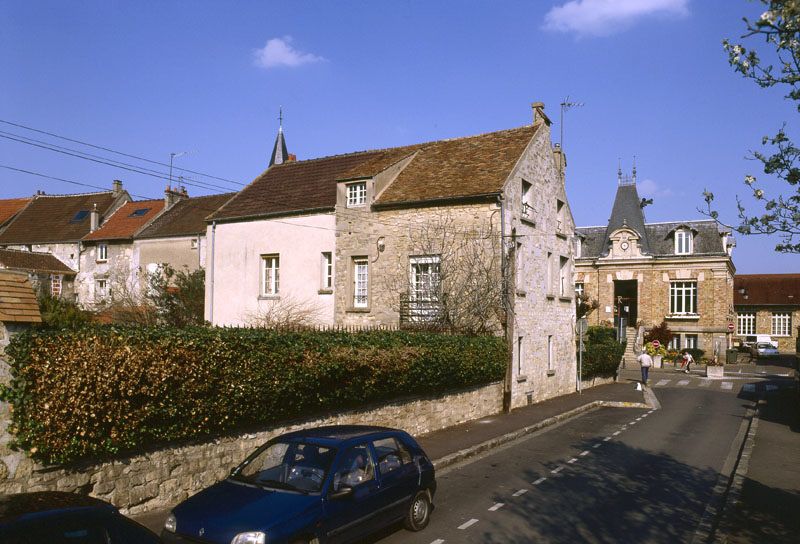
[559,96,584,150]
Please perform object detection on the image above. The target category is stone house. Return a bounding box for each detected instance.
[575,171,736,356]
[734,274,799,352]
[0,248,77,300]
[207,104,577,407]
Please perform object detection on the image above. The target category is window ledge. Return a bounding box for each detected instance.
[559,296,573,303]
[96,260,108,264]
[556,231,568,240]
[346,307,370,313]
[258,295,281,300]
[318,288,333,295]
[521,216,536,227]
[665,314,700,320]
[516,290,527,297]
[516,374,528,383]
[546,294,556,300]
[546,369,556,377]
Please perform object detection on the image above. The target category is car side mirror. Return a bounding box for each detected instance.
[330,485,354,500]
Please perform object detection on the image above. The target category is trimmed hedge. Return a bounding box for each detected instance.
[580,326,625,380]
[1,326,506,465]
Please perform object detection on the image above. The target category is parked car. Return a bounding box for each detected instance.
[162,425,436,544]
[0,491,161,543]
[755,342,779,358]
[741,335,778,349]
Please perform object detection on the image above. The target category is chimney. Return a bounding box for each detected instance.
[287,153,297,162]
[552,143,567,181]
[531,102,551,126]
[89,204,100,232]
[112,179,123,196]
[164,185,188,209]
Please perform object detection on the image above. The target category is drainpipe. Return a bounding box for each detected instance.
[209,221,216,324]
[499,195,513,413]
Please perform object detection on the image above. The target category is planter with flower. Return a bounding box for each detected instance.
[705,357,725,379]
[645,342,668,368]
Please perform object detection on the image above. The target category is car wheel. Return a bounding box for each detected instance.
[404,490,431,531]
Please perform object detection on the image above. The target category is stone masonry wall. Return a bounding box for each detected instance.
[735,306,800,352]
[0,377,502,515]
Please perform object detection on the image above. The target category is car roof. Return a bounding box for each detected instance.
[0,492,116,526]
[277,425,404,448]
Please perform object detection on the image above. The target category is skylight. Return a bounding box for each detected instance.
[129,208,151,217]
[69,210,89,223]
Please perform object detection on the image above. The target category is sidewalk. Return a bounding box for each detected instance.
[133,381,647,532]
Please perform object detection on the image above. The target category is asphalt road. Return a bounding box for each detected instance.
[372,385,752,544]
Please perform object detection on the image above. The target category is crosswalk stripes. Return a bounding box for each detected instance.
[649,377,790,394]
[721,382,733,390]
[677,380,690,386]
[656,379,671,386]
[698,379,711,387]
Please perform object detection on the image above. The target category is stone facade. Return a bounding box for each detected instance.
[0,381,502,515]
[78,241,137,309]
[735,307,799,352]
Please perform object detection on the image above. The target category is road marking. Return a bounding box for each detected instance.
[458,519,479,530]
[699,379,711,387]
[593,443,602,448]
[551,465,565,474]
[430,540,445,544]
[488,503,504,511]
[613,431,621,436]
[603,436,612,441]
[635,417,643,421]
[677,379,690,386]
[766,384,778,392]
[567,457,578,464]
[629,420,637,425]
[580,450,590,456]
[760,370,766,374]
[648,410,655,413]
[721,382,733,390]
[512,488,528,497]
[656,379,670,386]
[533,477,547,485]
[743,383,756,393]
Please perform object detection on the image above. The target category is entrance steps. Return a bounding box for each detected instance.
[622,326,638,368]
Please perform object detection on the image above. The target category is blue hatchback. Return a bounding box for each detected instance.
[162,425,436,544]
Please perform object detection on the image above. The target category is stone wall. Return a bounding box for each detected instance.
[0,380,502,515]
[735,306,800,352]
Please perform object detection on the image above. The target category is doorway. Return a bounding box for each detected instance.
[613,279,638,332]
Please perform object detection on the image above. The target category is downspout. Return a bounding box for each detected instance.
[499,195,513,413]
[209,221,216,324]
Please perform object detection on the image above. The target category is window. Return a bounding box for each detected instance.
[685,334,698,349]
[669,281,697,315]
[559,256,569,297]
[353,257,368,308]
[556,199,565,233]
[518,336,523,375]
[772,312,792,336]
[737,312,756,335]
[675,230,693,255]
[321,252,333,289]
[333,444,375,490]
[547,335,554,371]
[128,208,150,217]
[190,238,198,249]
[97,243,108,262]
[346,182,367,207]
[521,180,533,217]
[575,282,585,298]
[409,255,440,301]
[372,437,411,476]
[261,254,280,296]
[50,274,62,297]
[546,252,553,294]
[69,210,89,223]
[668,335,681,350]
[96,279,107,300]
[575,237,582,258]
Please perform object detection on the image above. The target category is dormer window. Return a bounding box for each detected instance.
[346,182,367,208]
[675,229,693,255]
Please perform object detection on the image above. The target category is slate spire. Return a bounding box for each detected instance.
[602,167,650,255]
[269,107,288,167]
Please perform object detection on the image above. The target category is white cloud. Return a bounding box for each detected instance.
[638,178,674,198]
[253,36,324,69]
[543,0,690,37]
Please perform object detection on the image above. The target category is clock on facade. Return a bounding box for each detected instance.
[621,241,629,250]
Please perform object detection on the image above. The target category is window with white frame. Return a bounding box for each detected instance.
[409,255,440,301]
[352,257,369,308]
[96,279,107,300]
[547,335,554,371]
[737,312,756,335]
[346,182,367,207]
[669,281,697,315]
[559,256,569,297]
[675,230,693,255]
[772,312,791,336]
[191,238,199,249]
[261,254,280,296]
[575,282,584,298]
[685,334,698,349]
[321,252,333,289]
[97,243,108,262]
[668,335,681,350]
[521,180,533,217]
[51,274,62,297]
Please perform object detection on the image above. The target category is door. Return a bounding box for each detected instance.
[371,436,419,522]
[324,443,381,543]
[613,279,638,330]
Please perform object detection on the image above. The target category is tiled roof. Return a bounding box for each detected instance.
[375,125,537,206]
[0,197,31,226]
[211,125,538,221]
[577,220,726,258]
[734,274,800,306]
[0,248,75,275]
[83,199,165,241]
[0,270,41,323]
[137,193,234,238]
[0,192,120,244]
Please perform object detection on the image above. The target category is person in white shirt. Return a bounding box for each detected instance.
[682,351,695,374]
[637,352,653,386]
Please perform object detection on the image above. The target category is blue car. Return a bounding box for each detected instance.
[162,425,436,544]
[0,491,161,543]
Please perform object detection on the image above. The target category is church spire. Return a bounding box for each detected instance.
[269,106,289,166]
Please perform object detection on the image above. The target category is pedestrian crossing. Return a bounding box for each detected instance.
[650,377,791,394]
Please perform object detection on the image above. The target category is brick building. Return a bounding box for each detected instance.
[734,274,799,352]
[575,170,736,356]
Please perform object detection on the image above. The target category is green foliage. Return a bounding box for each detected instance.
[684,348,705,361]
[644,321,674,346]
[580,325,625,380]
[37,294,94,329]
[0,326,505,465]
[146,265,205,327]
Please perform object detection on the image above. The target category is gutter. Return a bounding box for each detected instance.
[209,221,216,324]
[499,194,512,414]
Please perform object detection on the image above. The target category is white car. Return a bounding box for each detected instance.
[755,343,779,357]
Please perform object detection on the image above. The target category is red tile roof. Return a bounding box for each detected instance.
[83,199,165,241]
[0,192,122,244]
[0,248,75,275]
[734,274,800,306]
[0,197,31,226]
[0,270,41,323]
[137,193,234,238]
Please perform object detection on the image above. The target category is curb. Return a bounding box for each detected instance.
[433,399,649,472]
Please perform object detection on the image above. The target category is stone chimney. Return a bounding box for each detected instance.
[552,143,567,182]
[89,204,100,232]
[531,102,551,126]
[112,179,123,196]
[287,153,297,162]
[164,185,188,209]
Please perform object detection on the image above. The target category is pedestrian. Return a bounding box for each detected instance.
[682,350,694,374]
[637,351,653,386]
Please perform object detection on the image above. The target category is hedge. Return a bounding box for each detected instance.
[0,326,506,465]
[580,326,625,380]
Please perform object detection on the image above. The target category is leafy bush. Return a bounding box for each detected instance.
[0,326,505,465]
[644,321,673,346]
[146,265,205,327]
[37,294,94,329]
[580,325,625,380]
[684,348,705,361]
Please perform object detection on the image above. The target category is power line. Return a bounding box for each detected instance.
[0,118,245,186]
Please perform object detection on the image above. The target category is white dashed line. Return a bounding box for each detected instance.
[699,379,711,387]
[629,421,637,425]
[551,465,565,474]
[635,417,643,421]
[603,436,612,442]
[648,410,655,413]
[533,477,547,485]
[613,431,621,436]
[512,489,528,497]
[677,380,690,386]
[430,540,445,544]
[580,450,590,456]
[458,519,479,530]
[721,382,733,390]
[593,443,602,448]
[488,503,504,511]
[567,458,578,464]
[656,379,671,386]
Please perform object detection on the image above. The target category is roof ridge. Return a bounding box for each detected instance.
[31,190,114,198]
[0,247,47,254]
[645,219,718,226]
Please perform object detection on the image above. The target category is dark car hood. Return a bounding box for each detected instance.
[172,479,319,542]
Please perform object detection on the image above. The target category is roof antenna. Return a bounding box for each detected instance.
[559,96,584,150]
[278,106,284,133]
[617,158,622,185]
[632,155,637,184]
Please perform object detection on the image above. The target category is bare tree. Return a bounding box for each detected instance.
[244,294,324,329]
[97,263,158,325]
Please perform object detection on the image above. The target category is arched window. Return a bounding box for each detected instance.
[675,229,693,255]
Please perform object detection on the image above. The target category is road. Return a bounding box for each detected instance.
[372,378,764,544]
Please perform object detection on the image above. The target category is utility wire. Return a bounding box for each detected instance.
[0,118,244,186]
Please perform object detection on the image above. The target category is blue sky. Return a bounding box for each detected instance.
[0,0,796,273]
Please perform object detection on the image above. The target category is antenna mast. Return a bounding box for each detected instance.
[559,96,584,150]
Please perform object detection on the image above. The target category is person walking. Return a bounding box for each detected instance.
[682,350,695,374]
[637,351,653,386]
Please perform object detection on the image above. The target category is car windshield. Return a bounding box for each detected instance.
[230,441,335,493]
[757,343,773,349]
